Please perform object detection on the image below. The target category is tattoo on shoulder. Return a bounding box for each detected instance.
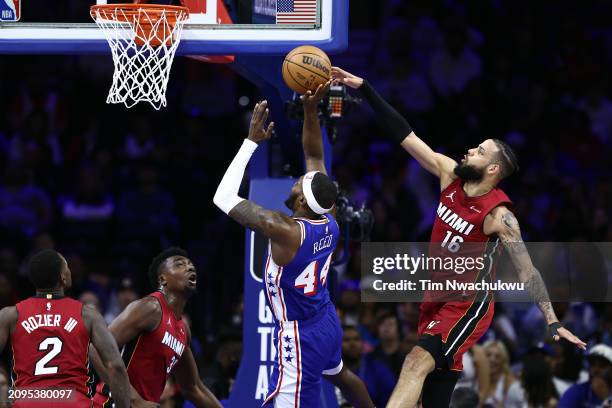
[501,211,519,231]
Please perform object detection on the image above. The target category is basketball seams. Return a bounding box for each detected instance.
[282,62,311,93]
[284,59,330,82]
[286,52,332,67]
[282,45,331,93]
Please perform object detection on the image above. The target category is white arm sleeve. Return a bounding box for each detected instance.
[213,139,259,214]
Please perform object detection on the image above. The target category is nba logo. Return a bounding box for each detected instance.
[0,0,20,21]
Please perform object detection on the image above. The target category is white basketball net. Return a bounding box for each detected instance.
[91,6,189,110]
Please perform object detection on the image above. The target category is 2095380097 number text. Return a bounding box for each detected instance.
[5,387,74,403]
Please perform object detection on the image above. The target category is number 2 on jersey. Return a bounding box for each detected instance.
[34,337,63,375]
[294,253,333,296]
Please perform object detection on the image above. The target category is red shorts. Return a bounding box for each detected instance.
[91,383,113,408]
[417,300,494,370]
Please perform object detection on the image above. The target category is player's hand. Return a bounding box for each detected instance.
[553,326,587,350]
[301,80,332,111]
[331,66,364,89]
[247,100,274,144]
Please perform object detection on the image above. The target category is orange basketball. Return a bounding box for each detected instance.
[282,45,331,94]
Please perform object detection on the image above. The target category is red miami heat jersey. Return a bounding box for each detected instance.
[93,291,188,406]
[12,295,92,407]
[425,178,512,302]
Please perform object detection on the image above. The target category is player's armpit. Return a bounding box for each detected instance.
[174,347,222,408]
[108,297,162,348]
[0,306,17,353]
[228,200,301,243]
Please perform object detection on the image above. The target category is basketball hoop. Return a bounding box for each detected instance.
[90,2,189,110]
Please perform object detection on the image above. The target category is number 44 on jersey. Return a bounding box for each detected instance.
[294,253,333,296]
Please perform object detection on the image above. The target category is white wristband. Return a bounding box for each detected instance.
[213,139,258,214]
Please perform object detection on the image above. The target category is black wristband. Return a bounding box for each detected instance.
[359,80,413,144]
[548,321,563,337]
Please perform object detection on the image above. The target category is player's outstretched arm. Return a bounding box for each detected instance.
[89,298,161,408]
[83,305,131,408]
[214,101,300,244]
[301,80,332,174]
[332,66,457,187]
[323,366,375,408]
[0,307,17,354]
[174,326,222,408]
[486,206,587,350]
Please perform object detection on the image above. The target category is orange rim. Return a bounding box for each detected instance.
[90,4,190,22]
[90,4,189,47]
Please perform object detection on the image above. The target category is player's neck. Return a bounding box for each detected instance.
[293,209,324,220]
[462,180,495,197]
[35,287,64,297]
[160,289,187,319]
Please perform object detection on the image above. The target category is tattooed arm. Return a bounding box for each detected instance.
[485,206,586,350]
[213,101,302,261]
[228,201,300,242]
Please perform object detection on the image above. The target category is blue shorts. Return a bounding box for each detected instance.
[263,304,343,408]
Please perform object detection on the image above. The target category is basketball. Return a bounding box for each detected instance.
[282,45,332,94]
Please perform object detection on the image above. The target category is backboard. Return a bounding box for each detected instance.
[0,0,347,55]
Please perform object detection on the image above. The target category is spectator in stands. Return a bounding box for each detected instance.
[450,387,480,408]
[455,345,491,406]
[429,20,482,98]
[0,166,52,238]
[505,350,559,408]
[59,164,114,222]
[484,340,516,407]
[340,325,395,407]
[551,340,586,396]
[8,109,62,169]
[78,290,102,312]
[202,329,242,402]
[559,344,612,407]
[371,312,406,378]
[116,164,179,241]
[123,115,158,161]
[104,277,139,324]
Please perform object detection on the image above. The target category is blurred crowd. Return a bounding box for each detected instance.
[1,0,611,406]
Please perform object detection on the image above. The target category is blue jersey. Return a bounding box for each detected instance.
[264,214,339,322]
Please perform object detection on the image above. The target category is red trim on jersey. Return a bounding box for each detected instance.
[295,220,305,245]
[295,217,328,225]
[277,267,287,321]
[264,323,285,404]
[264,254,275,319]
[294,321,302,408]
